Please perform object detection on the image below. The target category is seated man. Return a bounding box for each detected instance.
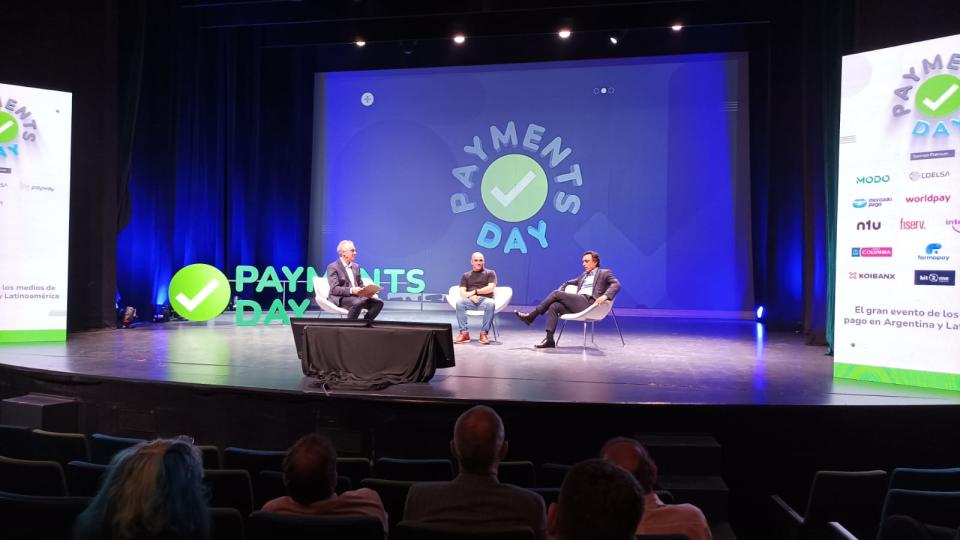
[547,458,645,540]
[262,433,388,533]
[327,239,383,320]
[602,436,712,540]
[454,252,498,345]
[403,405,547,539]
[514,250,620,348]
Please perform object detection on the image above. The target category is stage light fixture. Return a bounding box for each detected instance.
[558,29,571,39]
[355,39,366,47]
[671,24,683,31]
[755,305,765,320]
[453,34,466,44]
[609,36,618,45]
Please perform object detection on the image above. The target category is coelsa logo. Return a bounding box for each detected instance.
[852,247,893,257]
[0,96,39,158]
[449,121,582,254]
[910,170,951,180]
[890,51,960,138]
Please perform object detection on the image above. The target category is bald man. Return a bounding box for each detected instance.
[601,437,712,540]
[454,252,498,345]
[403,406,546,539]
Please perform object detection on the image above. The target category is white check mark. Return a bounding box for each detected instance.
[922,83,959,111]
[491,171,536,207]
[175,279,220,312]
[0,121,14,136]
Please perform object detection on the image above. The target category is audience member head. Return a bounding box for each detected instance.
[451,405,508,475]
[75,438,208,540]
[283,433,338,505]
[601,436,657,494]
[548,458,644,540]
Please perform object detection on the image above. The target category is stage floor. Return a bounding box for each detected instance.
[1,311,958,406]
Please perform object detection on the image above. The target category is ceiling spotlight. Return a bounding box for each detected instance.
[671,24,683,31]
[453,34,466,44]
[609,36,618,45]
[558,29,572,39]
[355,39,366,47]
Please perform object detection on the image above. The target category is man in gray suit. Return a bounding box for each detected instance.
[326,240,383,320]
[514,250,621,348]
[403,405,547,539]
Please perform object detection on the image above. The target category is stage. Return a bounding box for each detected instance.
[0,310,956,407]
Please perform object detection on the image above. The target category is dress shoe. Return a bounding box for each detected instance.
[535,336,556,349]
[453,332,470,344]
[479,332,490,345]
[514,310,535,326]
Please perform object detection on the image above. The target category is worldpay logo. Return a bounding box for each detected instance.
[852,247,893,257]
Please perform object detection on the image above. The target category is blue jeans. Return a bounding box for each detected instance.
[456,296,495,333]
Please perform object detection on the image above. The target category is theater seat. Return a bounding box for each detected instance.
[65,461,110,497]
[89,433,144,464]
[0,455,68,496]
[360,478,416,530]
[204,469,254,516]
[0,490,90,540]
[246,511,383,540]
[394,522,535,540]
[31,429,90,465]
[223,446,286,475]
[209,507,245,540]
[375,457,454,481]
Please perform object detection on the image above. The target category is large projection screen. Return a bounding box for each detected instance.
[308,54,754,317]
[0,83,72,342]
[835,33,960,390]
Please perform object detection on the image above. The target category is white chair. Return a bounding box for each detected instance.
[313,275,349,317]
[556,285,625,347]
[446,285,513,341]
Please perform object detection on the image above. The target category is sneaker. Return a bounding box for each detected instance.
[454,332,470,344]
[479,332,490,345]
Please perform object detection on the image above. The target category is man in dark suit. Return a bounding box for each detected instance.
[403,405,547,539]
[514,250,620,348]
[326,240,383,320]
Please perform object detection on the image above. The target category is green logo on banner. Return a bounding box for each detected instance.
[0,111,19,144]
[480,154,549,223]
[916,74,960,118]
[168,264,231,321]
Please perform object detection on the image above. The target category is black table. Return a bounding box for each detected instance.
[299,321,455,390]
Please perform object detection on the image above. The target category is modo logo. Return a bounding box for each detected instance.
[449,121,583,254]
[856,175,890,184]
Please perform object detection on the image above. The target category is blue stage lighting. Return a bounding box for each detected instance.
[755,305,765,320]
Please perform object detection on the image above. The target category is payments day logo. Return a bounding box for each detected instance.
[0,97,40,159]
[168,264,231,321]
[449,121,583,254]
[890,53,960,138]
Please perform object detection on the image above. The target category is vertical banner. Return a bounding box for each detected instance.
[835,34,960,390]
[0,83,73,342]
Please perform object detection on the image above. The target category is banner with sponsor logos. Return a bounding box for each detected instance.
[0,83,72,342]
[836,33,960,390]
[309,54,754,315]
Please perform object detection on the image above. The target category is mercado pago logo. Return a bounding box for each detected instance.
[168,264,425,325]
[449,121,583,254]
[0,95,40,158]
[890,51,960,137]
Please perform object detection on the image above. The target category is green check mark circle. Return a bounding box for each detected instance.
[480,154,548,223]
[169,264,231,322]
[916,74,960,118]
[0,111,20,144]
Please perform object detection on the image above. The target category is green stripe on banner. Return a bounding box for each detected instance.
[0,329,67,343]
[834,362,960,392]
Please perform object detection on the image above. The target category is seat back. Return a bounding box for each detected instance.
[65,461,110,497]
[0,490,90,540]
[0,455,68,496]
[804,470,888,540]
[890,467,960,492]
[313,276,347,314]
[209,507,245,540]
[204,469,254,516]
[881,489,960,531]
[394,522,535,540]
[199,444,223,469]
[498,461,536,487]
[223,447,286,476]
[447,286,514,312]
[375,457,454,481]
[247,511,383,540]
[527,487,560,506]
[31,429,90,465]
[0,424,35,460]
[359,478,415,530]
[90,433,144,464]
[561,285,612,320]
[256,470,354,508]
[337,457,372,486]
[538,463,571,488]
